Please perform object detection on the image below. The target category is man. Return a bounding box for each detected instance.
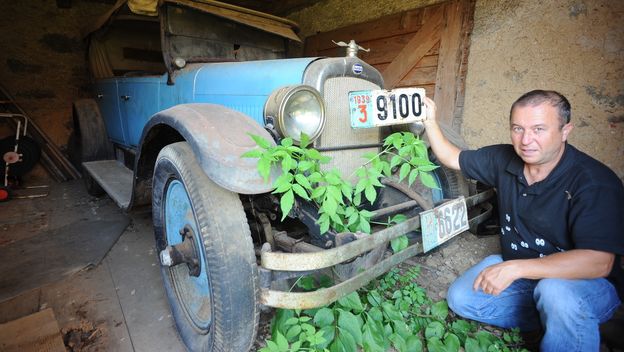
[422,90,624,351]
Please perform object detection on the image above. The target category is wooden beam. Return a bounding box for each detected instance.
[434,0,464,128]
[381,5,444,89]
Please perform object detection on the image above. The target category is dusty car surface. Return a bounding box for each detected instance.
[71,0,492,351]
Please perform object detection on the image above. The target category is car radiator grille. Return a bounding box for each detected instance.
[318,77,381,180]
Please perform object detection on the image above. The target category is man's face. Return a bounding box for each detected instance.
[510,103,573,167]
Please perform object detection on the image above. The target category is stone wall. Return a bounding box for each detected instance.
[0,1,110,155]
[290,0,624,180]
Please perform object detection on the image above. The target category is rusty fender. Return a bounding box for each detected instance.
[259,189,495,309]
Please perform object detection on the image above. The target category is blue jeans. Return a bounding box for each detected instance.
[446,255,621,351]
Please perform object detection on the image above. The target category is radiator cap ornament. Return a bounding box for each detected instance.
[332,39,370,58]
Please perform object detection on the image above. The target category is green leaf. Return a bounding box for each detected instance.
[399,163,411,182]
[297,276,317,291]
[327,185,343,203]
[431,301,449,321]
[358,215,371,234]
[444,333,461,352]
[325,172,342,185]
[389,333,406,352]
[337,310,363,346]
[264,340,280,352]
[297,160,314,172]
[258,157,272,183]
[337,292,364,313]
[362,324,385,352]
[241,149,263,158]
[280,190,294,221]
[300,133,310,148]
[294,173,312,190]
[275,331,289,352]
[381,302,403,321]
[408,168,419,186]
[285,325,302,342]
[417,164,439,172]
[406,335,423,352]
[313,308,335,327]
[330,331,356,352]
[465,337,483,352]
[292,184,310,200]
[273,309,295,337]
[427,336,445,352]
[367,290,382,307]
[308,171,323,183]
[310,185,326,200]
[290,340,301,352]
[390,235,409,253]
[318,216,330,235]
[321,196,338,216]
[354,178,367,195]
[364,184,377,204]
[250,134,271,149]
[281,138,294,147]
[425,321,445,339]
[340,183,353,201]
[390,155,403,169]
[419,171,440,189]
[318,326,335,349]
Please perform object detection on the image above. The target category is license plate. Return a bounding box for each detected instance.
[420,197,469,253]
[349,87,426,128]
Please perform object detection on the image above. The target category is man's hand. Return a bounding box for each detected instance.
[473,260,521,296]
[473,250,615,296]
[423,96,437,123]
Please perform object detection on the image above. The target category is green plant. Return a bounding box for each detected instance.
[260,268,528,352]
[242,132,439,252]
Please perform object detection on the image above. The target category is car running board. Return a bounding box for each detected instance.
[82,160,133,210]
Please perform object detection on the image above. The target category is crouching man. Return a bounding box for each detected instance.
[423,90,624,351]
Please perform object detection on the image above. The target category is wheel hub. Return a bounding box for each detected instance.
[3,151,20,164]
[159,225,201,277]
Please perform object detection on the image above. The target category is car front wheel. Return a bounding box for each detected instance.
[152,142,259,351]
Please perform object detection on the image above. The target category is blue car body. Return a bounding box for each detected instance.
[97,58,317,148]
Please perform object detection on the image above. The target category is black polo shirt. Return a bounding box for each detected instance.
[459,143,624,298]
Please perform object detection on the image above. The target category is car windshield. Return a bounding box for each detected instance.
[164,4,288,64]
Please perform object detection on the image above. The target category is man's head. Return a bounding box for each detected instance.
[510,90,571,128]
[509,90,574,168]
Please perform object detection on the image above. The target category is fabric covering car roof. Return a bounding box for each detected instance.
[85,0,301,42]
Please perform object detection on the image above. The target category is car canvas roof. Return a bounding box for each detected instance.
[84,0,301,42]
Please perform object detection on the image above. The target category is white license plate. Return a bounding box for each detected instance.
[349,87,426,128]
[420,197,469,253]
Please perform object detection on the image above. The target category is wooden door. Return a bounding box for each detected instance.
[304,0,475,130]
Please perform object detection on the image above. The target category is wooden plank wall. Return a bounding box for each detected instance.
[303,0,476,130]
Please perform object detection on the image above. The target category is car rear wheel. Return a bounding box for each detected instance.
[152,142,259,352]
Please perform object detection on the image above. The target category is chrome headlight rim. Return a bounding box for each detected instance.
[264,85,326,144]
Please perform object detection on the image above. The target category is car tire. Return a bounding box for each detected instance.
[69,99,112,196]
[152,142,259,352]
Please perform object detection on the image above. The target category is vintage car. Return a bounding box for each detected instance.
[72,0,493,351]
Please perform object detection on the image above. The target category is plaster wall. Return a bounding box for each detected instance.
[290,0,624,180]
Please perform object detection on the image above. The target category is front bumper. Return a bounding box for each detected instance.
[258,189,495,309]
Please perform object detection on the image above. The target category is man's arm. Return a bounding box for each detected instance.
[422,97,462,170]
[474,249,615,296]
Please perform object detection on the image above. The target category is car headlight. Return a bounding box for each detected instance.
[264,85,325,144]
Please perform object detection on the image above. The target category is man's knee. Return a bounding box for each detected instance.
[447,278,473,315]
[534,279,579,317]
